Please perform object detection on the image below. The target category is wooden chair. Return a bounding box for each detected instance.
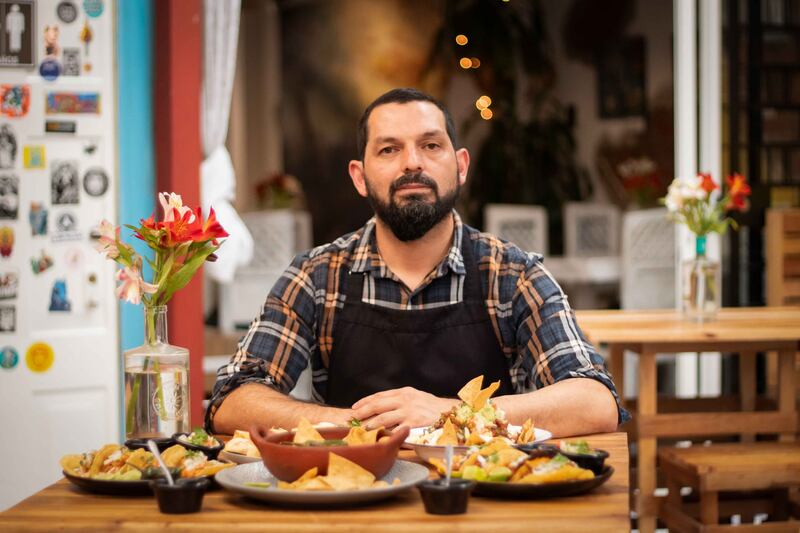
[658,442,800,531]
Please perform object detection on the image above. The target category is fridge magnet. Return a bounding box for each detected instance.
[0,175,18,219]
[57,1,78,23]
[48,279,71,311]
[0,226,13,257]
[0,85,30,117]
[22,145,45,168]
[0,305,14,332]
[83,167,107,196]
[46,92,99,114]
[39,58,60,81]
[62,47,80,76]
[0,124,17,168]
[83,141,97,155]
[0,0,35,67]
[45,120,76,134]
[25,342,54,373]
[79,19,92,55]
[43,23,60,57]
[82,0,102,17]
[29,201,47,235]
[51,160,79,204]
[88,222,101,240]
[53,211,80,242]
[0,346,18,369]
[31,250,53,274]
[0,270,18,299]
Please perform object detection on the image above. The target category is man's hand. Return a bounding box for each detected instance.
[351,387,458,429]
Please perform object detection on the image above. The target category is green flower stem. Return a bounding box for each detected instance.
[125,307,168,435]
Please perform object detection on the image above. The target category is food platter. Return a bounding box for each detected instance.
[471,465,614,499]
[62,470,154,496]
[405,425,552,461]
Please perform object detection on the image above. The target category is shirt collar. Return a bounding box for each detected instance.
[350,210,466,277]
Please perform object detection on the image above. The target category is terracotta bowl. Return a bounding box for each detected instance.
[250,425,410,482]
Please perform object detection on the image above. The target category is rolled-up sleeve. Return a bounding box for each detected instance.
[204,254,318,432]
[514,259,631,425]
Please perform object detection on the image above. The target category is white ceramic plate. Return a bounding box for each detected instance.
[218,450,262,464]
[404,425,552,462]
[215,459,429,505]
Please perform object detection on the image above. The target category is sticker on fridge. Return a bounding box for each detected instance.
[46,92,100,114]
[0,174,18,219]
[0,1,35,67]
[0,270,17,299]
[51,160,80,204]
[0,124,17,168]
[0,305,15,332]
[29,202,47,235]
[23,145,45,168]
[0,85,30,117]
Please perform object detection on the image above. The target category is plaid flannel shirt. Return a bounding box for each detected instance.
[205,211,629,430]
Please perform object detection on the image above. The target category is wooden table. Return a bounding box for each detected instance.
[577,306,800,533]
[0,433,629,532]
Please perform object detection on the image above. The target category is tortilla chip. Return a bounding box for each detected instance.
[516,418,536,444]
[293,417,324,444]
[343,426,381,446]
[479,438,511,456]
[60,454,84,475]
[466,430,485,446]
[160,444,186,468]
[125,448,153,471]
[457,376,484,406]
[496,448,528,467]
[472,380,500,410]
[436,418,459,446]
[321,453,375,491]
[89,444,120,477]
[233,429,251,440]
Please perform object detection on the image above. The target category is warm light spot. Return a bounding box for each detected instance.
[480,108,493,120]
[471,58,481,68]
[477,95,492,109]
[455,34,468,46]
[459,57,473,69]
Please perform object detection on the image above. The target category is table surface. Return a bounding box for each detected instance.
[0,433,629,532]
[576,306,800,344]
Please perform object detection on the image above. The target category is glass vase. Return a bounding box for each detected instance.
[123,305,190,439]
[681,235,721,322]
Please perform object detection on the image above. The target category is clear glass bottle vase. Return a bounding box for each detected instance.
[123,305,190,439]
[681,235,721,322]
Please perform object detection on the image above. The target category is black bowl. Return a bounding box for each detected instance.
[514,442,608,475]
[172,432,224,460]
[149,477,210,514]
[417,478,475,515]
[124,437,174,452]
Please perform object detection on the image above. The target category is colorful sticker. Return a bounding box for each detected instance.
[0,226,13,257]
[29,202,47,235]
[0,346,19,369]
[0,270,18,299]
[80,19,93,56]
[39,58,61,81]
[0,305,15,332]
[26,342,54,373]
[0,1,35,67]
[46,92,99,114]
[45,120,76,134]
[43,24,61,58]
[57,1,78,23]
[23,145,45,168]
[83,0,103,17]
[0,85,30,117]
[0,124,17,168]
[83,167,107,196]
[62,48,80,76]
[53,211,81,242]
[51,160,79,204]
[0,175,18,219]
[49,279,71,311]
[31,250,53,274]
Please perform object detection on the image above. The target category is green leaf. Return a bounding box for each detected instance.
[158,244,219,304]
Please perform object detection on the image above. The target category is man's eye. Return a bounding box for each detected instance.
[425,143,440,150]
[379,146,396,154]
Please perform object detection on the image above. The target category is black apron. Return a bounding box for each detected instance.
[325,231,513,407]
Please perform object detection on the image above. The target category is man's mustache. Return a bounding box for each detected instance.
[389,172,438,196]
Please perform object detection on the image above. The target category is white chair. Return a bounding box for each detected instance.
[563,202,621,257]
[483,204,548,254]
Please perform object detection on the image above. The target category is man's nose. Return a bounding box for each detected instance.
[402,145,423,172]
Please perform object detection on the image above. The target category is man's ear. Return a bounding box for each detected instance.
[348,160,368,198]
[455,148,470,186]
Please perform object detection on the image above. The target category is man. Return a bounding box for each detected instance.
[207,88,628,437]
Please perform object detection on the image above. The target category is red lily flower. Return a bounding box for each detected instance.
[189,207,229,244]
[725,173,751,211]
[134,212,160,241]
[162,207,196,246]
[698,172,718,194]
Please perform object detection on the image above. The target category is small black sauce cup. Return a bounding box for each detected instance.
[149,478,210,514]
[125,437,174,452]
[417,478,475,515]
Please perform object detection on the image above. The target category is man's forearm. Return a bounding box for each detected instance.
[494,378,619,438]
[212,383,354,434]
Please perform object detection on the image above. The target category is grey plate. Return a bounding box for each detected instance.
[218,450,261,464]
[215,460,429,506]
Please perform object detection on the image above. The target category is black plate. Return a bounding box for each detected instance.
[172,432,224,460]
[124,437,175,452]
[515,443,609,475]
[471,465,614,499]
[62,471,153,496]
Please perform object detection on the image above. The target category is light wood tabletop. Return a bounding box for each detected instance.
[576,306,800,533]
[0,432,629,532]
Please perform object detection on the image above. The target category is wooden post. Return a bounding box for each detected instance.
[637,348,658,533]
[739,350,756,443]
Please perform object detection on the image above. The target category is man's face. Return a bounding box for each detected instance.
[349,101,469,241]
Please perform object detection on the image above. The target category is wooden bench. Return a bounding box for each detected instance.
[658,442,800,532]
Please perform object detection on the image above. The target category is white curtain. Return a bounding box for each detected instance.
[201,0,253,283]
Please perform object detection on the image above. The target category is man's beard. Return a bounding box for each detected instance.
[365,171,459,242]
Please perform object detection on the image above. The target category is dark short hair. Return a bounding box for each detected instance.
[356,88,457,160]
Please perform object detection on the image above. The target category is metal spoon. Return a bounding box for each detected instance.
[147,439,174,486]
[444,444,453,487]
